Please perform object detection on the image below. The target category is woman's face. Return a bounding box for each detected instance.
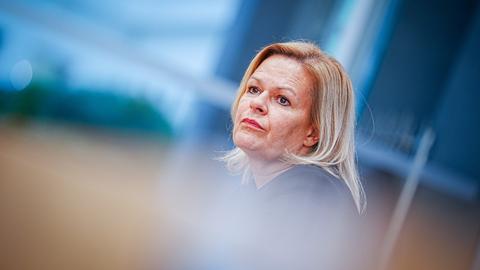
[233,55,318,161]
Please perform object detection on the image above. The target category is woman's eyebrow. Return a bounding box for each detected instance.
[277,87,296,96]
[249,76,261,84]
[250,76,297,96]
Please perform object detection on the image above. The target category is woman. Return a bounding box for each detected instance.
[219,41,366,270]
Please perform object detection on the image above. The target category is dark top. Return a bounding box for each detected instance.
[184,165,361,270]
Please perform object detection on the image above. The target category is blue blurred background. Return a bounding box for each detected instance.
[0,0,479,270]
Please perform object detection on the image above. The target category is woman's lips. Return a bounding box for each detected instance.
[241,118,264,131]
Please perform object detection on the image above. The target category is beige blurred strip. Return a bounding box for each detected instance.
[0,123,175,270]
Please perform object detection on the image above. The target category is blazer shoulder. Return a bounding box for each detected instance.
[279,165,349,195]
[263,165,357,214]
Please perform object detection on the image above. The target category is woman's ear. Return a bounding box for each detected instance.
[303,125,319,147]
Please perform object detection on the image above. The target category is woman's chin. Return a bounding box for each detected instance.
[233,132,262,152]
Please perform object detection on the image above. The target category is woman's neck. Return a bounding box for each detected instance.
[248,158,293,189]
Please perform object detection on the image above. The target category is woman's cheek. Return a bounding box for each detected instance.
[272,115,306,145]
[269,119,292,144]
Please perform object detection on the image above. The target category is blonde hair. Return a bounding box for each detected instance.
[222,41,366,213]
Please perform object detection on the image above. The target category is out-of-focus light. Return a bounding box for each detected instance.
[10,59,33,91]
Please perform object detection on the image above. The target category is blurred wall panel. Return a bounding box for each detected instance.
[431,3,480,181]
[363,0,476,126]
[215,0,337,82]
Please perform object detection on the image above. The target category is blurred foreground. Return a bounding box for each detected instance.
[0,122,163,270]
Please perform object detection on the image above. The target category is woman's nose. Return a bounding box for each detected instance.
[249,92,268,115]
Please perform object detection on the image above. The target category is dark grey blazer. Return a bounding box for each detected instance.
[240,164,360,270]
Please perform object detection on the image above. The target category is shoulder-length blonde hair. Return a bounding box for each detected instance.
[221,41,366,213]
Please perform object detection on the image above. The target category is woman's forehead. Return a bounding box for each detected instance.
[250,55,313,93]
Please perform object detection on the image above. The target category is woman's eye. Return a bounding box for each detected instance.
[247,86,260,95]
[277,96,291,106]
